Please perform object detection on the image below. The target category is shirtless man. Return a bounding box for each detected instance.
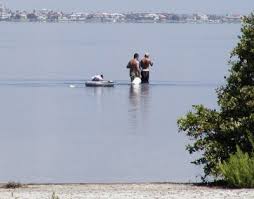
[126,53,141,82]
[140,53,154,83]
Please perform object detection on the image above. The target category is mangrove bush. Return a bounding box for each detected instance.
[178,13,254,181]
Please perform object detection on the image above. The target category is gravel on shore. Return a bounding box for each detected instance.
[0,183,254,199]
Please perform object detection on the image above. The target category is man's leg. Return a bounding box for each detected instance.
[141,71,144,83]
[141,71,149,83]
[147,71,150,83]
[130,75,135,82]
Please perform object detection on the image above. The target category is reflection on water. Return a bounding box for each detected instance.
[128,84,150,134]
[89,87,114,114]
[129,85,141,110]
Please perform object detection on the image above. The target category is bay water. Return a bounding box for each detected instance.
[0,23,240,183]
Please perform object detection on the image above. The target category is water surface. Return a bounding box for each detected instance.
[0,23,240,183]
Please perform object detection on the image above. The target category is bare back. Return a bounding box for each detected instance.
[140,58,153,70]
[127,58,140,77]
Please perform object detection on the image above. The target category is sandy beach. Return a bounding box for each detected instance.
[0,183,254,199]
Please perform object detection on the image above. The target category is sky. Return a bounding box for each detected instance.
[2,0,254,14]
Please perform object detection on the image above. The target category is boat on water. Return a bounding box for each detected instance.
[85,80,114,87]
[85,77,141,87]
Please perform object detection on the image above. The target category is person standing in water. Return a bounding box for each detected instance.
[126,53,141,82]
[140,53,154,83]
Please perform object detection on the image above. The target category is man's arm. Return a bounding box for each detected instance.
[126,61,131,69]
[149,59,154,66]
[136,62,141,77]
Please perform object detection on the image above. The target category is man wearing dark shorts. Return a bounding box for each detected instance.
[140,53,153,83]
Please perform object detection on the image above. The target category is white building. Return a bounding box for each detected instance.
[0,3,11,20]
[198,14,208,21]
[144,13,160,21]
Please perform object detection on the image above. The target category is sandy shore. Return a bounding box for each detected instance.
[0,183,254,199]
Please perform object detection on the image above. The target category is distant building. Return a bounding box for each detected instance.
[225,14,242,23]
[199,14,208,21]
[0,5,243,24]
[0,3,11,20]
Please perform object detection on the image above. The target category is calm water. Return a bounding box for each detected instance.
[0,23,240,183]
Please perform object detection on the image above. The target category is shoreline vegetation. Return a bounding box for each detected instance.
[0,183,254,199]
[0,181,242,189]
[178,13,254,188]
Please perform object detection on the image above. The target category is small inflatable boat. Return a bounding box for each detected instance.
[85,80,114,87]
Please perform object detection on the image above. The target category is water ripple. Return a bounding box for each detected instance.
[0,79,220,88]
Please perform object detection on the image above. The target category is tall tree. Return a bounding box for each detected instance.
[178,13,254,180]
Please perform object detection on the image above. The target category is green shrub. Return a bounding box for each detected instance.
[51,192,60,199]
[219,146,254,188]
[3,182,22,189]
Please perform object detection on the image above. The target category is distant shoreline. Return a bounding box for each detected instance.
[0,5,242,24]
[0,21,241,24]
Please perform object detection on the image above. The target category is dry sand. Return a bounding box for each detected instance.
[0,183,254,199]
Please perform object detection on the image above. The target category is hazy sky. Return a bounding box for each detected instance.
[2,0,254,14]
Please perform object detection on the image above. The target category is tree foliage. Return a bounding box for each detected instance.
[177,14,254,180]
[219,146,254,188]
